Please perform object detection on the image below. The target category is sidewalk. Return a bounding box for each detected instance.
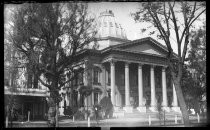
[10,116,207,127]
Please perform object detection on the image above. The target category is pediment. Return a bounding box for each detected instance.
[115,38,167,56]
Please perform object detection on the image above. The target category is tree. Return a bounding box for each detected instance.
[132,2,205,126]
[183,25,206,114]
[6,3,97,127]
[4,39,24,127]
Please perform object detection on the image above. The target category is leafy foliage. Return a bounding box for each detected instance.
[182,26,206,113]
[99,96,113,118]
[6,3,97,127]
[131,2,205,126]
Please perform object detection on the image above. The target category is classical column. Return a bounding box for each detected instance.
[172,83,178,106]
[92,92,94,105]
[161,66,170,112]
[83,61,88,109]
[123,62,133,113]
[101,65,107,96]
[137,63,146,112]
[162,66,167,106]
[59,96,64,115]
[172,83,181,112]
[110,60,116,106]
[77,92,81,107]
[125,62,130,106]
[149,65,157,112]
[90,67,94,107]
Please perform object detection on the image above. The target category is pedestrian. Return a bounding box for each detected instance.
[94,105,100,125]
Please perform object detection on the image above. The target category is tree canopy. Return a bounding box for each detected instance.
[182,24,206,112]
[5,2,97,127]
[131,2,205,126]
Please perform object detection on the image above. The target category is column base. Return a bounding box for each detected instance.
[123,106,133,113]
[114,106,120,111]
[59,108,64,116]
[137,106,146,113]
[149,106,158,112]
[113,108,125,118]
[171,106,181,113]
[161,106,170,112]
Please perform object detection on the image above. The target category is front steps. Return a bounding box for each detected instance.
[115,108,182,118]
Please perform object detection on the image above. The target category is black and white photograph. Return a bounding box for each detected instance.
[4,1,206,128]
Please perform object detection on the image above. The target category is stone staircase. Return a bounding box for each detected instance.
[122,108,182,118]
[123,108,156,118]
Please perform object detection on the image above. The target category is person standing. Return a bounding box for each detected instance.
[94,104,100,125]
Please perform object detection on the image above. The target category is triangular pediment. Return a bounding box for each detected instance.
[114,37,168,56]
[123,43,164,55]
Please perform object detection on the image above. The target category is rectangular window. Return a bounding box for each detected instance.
[108,70,111,85]
[94,93,98,105]
[135,74,138,86]
[121,74,125,85]
[78,72,83,85]
[93,70,100,85]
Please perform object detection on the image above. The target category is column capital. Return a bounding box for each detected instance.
[125,62,131,67]
[138,63,144,68]
[162,66,168,71]
[150,65,156,69]
[101,64,106,69]
[110,59,116,66]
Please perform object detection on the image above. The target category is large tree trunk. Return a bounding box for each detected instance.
[47,97,56,127]
[47,77,60,127]
[173,79,190,126]
[55,103,59,127]
[6,106,8,128]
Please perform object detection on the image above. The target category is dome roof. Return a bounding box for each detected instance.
[97,10,127,39]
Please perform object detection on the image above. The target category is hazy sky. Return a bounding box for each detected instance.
[88,2,142,40]
[88,2,205,55]
[5,3,205,55]
[88,2,176,53]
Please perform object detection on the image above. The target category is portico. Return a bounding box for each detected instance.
[95,37,181,113]
[103,58,173,113]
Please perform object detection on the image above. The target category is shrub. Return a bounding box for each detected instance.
[99,96,113,118]
[64,106,73,116]
[74,110,85,120]
[17,114,24,122]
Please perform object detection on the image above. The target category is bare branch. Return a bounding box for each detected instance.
[180,8,206,44]
[168,2,181,60]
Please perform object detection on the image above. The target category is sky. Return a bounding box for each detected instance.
[88,2,142,41]
[4,2,205,55]
[88,2,206,55]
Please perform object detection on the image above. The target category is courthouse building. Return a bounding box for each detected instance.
[60,10,181,114]
[4,10,181,120]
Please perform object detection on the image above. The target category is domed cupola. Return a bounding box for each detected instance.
[98,10,127,39]
[96,10,129,50]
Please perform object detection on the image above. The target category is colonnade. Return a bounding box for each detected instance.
[109,60,179,113]
[59,59,180,115]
